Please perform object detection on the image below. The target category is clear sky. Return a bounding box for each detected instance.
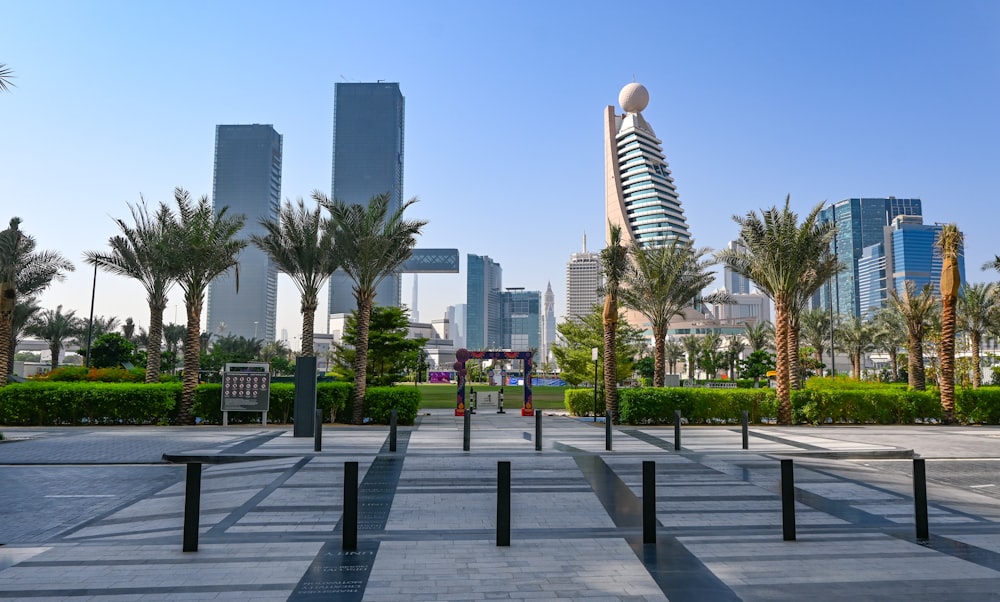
[4,0,999,347]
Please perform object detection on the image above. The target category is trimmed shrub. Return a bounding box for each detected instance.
[362,387,421,425]
[565,388,600,416]
[957,386,1000,424]
[793,385,941,424]
[619,387,777,425]
[0,382,177,425]
[42,366,146,382]
[190,382,351,424]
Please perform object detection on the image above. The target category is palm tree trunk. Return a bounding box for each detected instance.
[351,298,372,425]
[890,348,899,383]
[50,342,60,370]
[301,302,317,357]
[0,312,11,385]
[940,297,957,423]
[177,301,202,425]
[972,333,982,388]
[788,318,800,390]
[774,298,792,425]
[603,310,618,424]
[909,336,926,391]
[653,328,665,388]
[145,305,164,383]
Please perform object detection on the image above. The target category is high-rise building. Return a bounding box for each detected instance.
[500,288,541,355]
[888,215,966,297]
[540,282,556,366]
[604,82,691,249]
[722,240,751,294]
[565,233,602,321]
[206,124,281,342]
[466,254,502,349]
[447,304,467,350]
[816,197,922,317]
[328,82,405,316]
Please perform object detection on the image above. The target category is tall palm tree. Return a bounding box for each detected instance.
[936,224,963,423]
[724,334,745,380]
[871,307,906,382]
[835,316,874,380]
[318,193,426,425]
[799,307,832,369]
[250,196,338,356]
[699,331,723,378]
[957,282,998,389]
[0,218,75,385]
[169,188,247,424]
[682,334,702,381]
[619,240,717,387]
[599,223,630,423]
[716,198,836,424]
[888,281,937,390]
[743,320,774,353]
[26,305,83,370]
[7,297,41,376]
[664,338,684,376]
[85,201,177,383]
[0,63,14,92]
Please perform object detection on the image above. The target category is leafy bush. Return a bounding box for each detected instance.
[42,366,146,382]
[793,386,941,424]
[341,385,421,425]
[0,382,178,425]
[619,387,777,424]
[957,386,1000,424]
[565,388,600,416]
[191,382,351,424]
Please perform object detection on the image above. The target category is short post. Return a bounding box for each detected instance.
[390,409,398,453]
[463,410,471,451]
[741,410,749,450]
[643,460,656,544]
[535,410,542,452]
[497,461,511,546]
[605,410,612,451]
[913,458,929,540]
[343,461,358,550]
[674,410,682,451]
[781,458,796,541]
[182,463,202,552]
[497,387,505,414]
[314,409,323,452]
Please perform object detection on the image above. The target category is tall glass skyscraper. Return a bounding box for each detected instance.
[328,82,405,316]
[500,288,541,356]
[206,124,281,342]
[888,215,966,296]
[466,254,502,350]
[604,82,690,249]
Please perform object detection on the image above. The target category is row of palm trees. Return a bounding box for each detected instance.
[2,190,425,424]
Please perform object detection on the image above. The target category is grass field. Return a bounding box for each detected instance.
[412,383,568,410]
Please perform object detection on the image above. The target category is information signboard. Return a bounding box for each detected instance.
[221,363,270,424]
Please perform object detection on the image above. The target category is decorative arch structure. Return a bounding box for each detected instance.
[454,348,534,416]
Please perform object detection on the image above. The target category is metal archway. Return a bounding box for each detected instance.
[453,348,534,416]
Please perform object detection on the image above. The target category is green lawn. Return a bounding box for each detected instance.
[413,383,568,410]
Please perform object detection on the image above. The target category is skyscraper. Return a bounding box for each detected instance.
[888,215,966,297]
[500,288,541,355]
[540,282,556,366]
[565,233,602,320]
[722,240,751,294]
[466,254,502,350]
[206,124,281,342]
[604,82,691,249]
[328,82,405,317]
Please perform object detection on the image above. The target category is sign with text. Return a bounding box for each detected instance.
[221,363,270,412]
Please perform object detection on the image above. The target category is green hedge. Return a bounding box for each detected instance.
[342,386,421,425]
[956,387,1000,424]
[619,387,777,424]
[190,382,352,425]
[565,388,600,416]
[792,387,942,424]
[0,382,178,425]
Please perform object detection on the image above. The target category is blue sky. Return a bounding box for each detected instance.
[4,0,999,345]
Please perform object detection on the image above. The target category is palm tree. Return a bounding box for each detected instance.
[250,196,338,357]
[318,192,426,425]
[936,224,963,423]
[0,218,75,385]
[682,334,702,381]
[26,305,83,370]
[835,316,875,379]
[871,307,906,382]
[716,197,836,424]
[799,307,831,372]
[699,332,724,378]
[619,240,717,387]
[888,281,937,390]
[743,320,774,353]
[598,223,630,423]
[957,282,998,389]
[724,334,745,380]
[85,201,177,383]
[7,297,41,376]
[664,338,685,376]
[0,63,14,92]
[169,188,247,424]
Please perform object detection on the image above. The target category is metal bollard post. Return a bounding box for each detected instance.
[497,461,511,546]
[535,411,542,451]
[463,410,471,451]
[643,460,656,544]
[314,409,323,452]
[343,461,358,550]
[913,458,929,540]
[781,458,796,541]
[742,410,749,450]
[390,409,398,452]
[605,410,612,451]
[674,410,682,451]
[182,463,202,552]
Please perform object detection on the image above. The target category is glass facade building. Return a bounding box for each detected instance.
[466,254,502,350]
[889,216,966,296]
[328,82,406,315]
[500,289,541,357]
[206,124,281,342]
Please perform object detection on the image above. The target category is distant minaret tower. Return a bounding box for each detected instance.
[541,281,557,368]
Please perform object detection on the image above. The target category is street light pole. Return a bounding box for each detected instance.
[592,347,599,422]
[85,263,97,369]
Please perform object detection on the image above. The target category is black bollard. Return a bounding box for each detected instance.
[497,461,511,546]
[913,458,929,540]
[463,410,471,451]
[605,410,612,451]
[781,458,796,541]
[182,463,202,552]
[390,409,398,452]
[535,411,542,451]
[314,409,323,452]
[742,410,749,450]
[643,460,656,544]
[343,461,358,550]
[674,410,682,451]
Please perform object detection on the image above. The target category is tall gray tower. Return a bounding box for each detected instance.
[541,282,556,367]
[207,124,281,342]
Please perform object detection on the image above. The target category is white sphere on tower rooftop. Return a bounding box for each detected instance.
[619,82,649,113]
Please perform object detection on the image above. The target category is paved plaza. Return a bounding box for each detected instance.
[2,412,1000,600]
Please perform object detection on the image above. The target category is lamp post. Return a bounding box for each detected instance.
[85,263,97,368]
[829,234,839,377]
[592,347,599,422]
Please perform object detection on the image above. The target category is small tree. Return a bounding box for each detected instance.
[89,332,138,369]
